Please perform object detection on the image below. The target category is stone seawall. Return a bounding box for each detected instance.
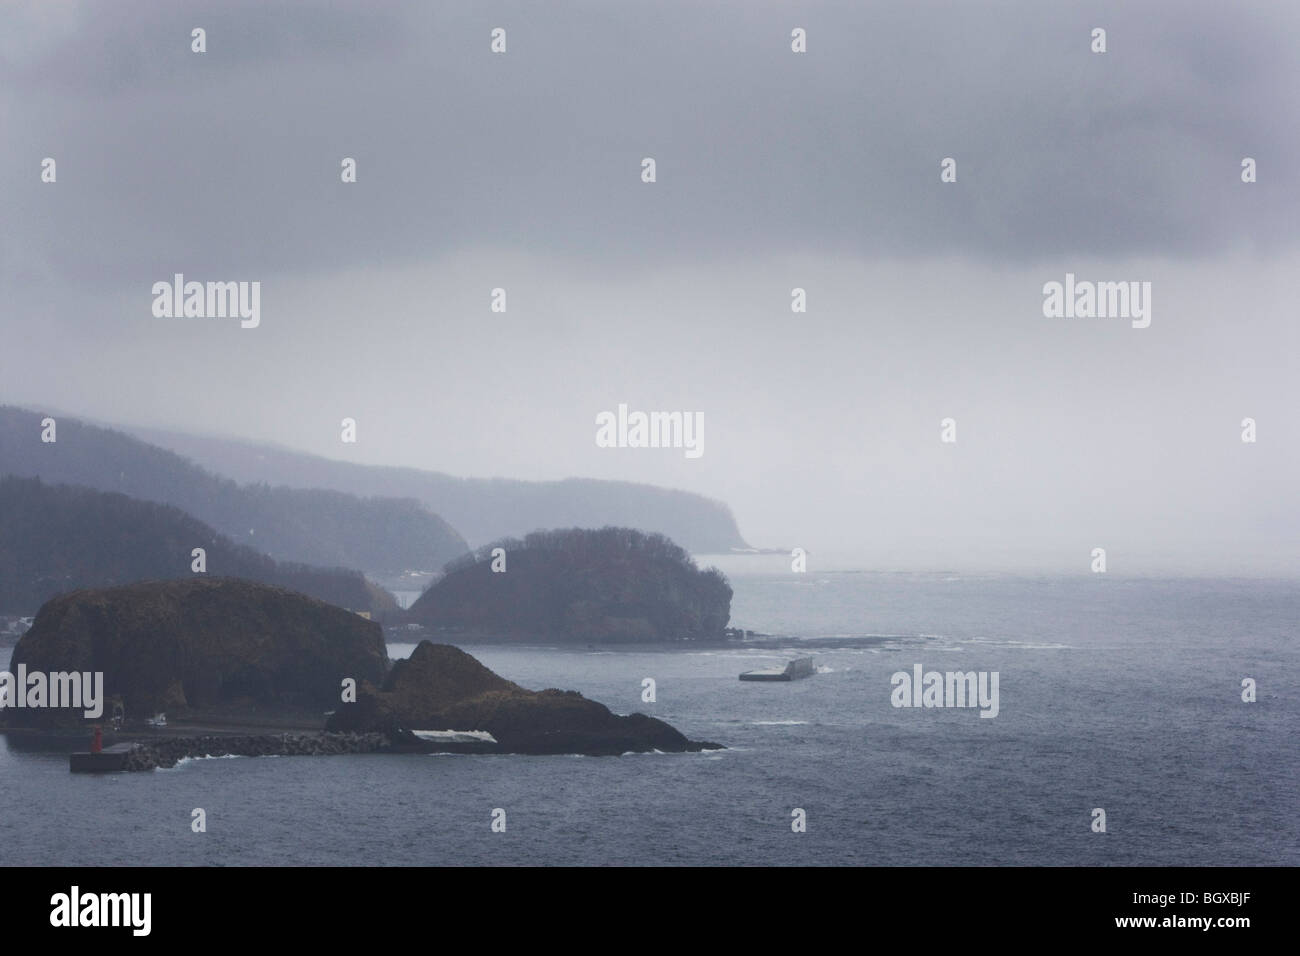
[122,732,390,771]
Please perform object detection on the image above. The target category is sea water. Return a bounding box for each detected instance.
[1,570,1295,866]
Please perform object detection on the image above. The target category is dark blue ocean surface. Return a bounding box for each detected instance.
[1,572,1296,865]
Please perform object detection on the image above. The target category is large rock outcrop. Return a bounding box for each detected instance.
[409,527,732,643]
[3,578,387,727]
[327,641,721,755]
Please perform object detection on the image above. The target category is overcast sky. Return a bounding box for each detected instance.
[2,0,1297,574]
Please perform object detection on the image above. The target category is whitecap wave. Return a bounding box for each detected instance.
[159,753,248,771]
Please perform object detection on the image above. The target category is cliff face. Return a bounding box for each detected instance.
[4,578,387,727]
[0,476,397,617]
[327,641,720,755]
[409,527,732,643]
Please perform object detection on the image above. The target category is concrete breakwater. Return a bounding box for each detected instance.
[120,732,390,771]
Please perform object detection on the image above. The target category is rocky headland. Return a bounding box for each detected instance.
[328,640,721,755]
[4,578,722,762]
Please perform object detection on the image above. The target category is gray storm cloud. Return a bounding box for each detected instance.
[3,0,1296,283]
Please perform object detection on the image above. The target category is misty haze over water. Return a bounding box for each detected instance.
[3,0,1297,577]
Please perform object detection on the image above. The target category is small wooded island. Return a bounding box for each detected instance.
[3,531,729,768]
[410,527,733,643]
